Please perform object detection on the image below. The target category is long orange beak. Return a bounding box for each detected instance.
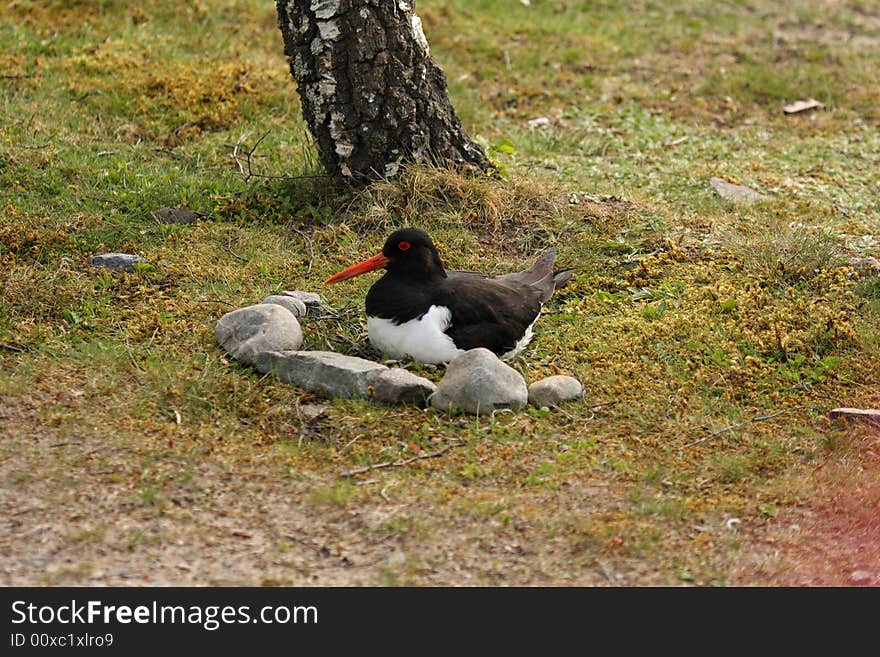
[324,252,390,284]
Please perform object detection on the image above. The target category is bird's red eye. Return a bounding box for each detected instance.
[398,241,411,251]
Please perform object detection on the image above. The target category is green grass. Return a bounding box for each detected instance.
[1,0,879,586]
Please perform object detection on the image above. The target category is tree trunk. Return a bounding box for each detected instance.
[276,0,493,184]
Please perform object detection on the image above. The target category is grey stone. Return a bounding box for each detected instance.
[367,368,437,405]
[709,177,768,204]
[387,549,406,568]
[528,375,584,408]
[261,295,308,319]
[430,348,528,415]
[89,253,146,272]
[527,116,551,128]
[298,403,329,421]
[849,256,880,272]
[254,350,386,399]
[830,407,880,425]
[783,98,821,114]
[215,304,303,365]
[280,290,323,315]
[151,207,202,225]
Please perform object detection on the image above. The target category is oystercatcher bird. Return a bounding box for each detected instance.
[325,228,571,364]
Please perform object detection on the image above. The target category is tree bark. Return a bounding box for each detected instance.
[276,0,493,184]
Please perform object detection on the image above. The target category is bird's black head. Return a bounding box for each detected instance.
[381,228,447,281]
[324,227,447,285]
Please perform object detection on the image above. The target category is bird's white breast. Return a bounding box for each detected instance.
[367,305,464,364]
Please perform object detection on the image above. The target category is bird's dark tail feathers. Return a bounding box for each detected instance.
[552,268,573,290]
[511,246,571,302]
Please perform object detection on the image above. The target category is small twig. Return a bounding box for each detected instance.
[153,147,196,163]
[798,381,844,407]
[315,304,362,321]
[231,131,252,178]
[832,204,851,219]
[290,225,315,275]
[683,407,802,449]
[0,342,27,353]
[340,433,364,454]
[223,235,249,262]
[831,176,854,200]
[2,73,40,79]
[586,63,677,75]
[247,131,270,165]
[124,346,145,376]
[230,130,329,182]
[664,135,690,147]
[339,442,463,478]
[331,331,369,356]
[232,131,270,182]
[620,249,661,264]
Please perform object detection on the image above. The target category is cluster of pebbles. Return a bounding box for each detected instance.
[86,243,582,414]
[214,292,583,415]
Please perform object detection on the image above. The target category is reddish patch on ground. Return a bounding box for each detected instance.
[771,425,880,586]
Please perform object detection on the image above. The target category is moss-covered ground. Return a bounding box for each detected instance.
[1,0,878,585]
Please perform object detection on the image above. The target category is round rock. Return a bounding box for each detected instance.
[261,295,308,319]
[215,304,303,365]
[528,375,583,408]
[430,348,528,415]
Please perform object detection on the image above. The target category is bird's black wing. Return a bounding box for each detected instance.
[436,277,545,355]
[447,247,567,303]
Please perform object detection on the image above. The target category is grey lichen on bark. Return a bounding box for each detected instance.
[277,0,494,184]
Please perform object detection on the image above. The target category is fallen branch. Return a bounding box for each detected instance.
[231,130,261,181]
[0,342,27,353]
[683,408,803,449]
[339,442,463,478]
